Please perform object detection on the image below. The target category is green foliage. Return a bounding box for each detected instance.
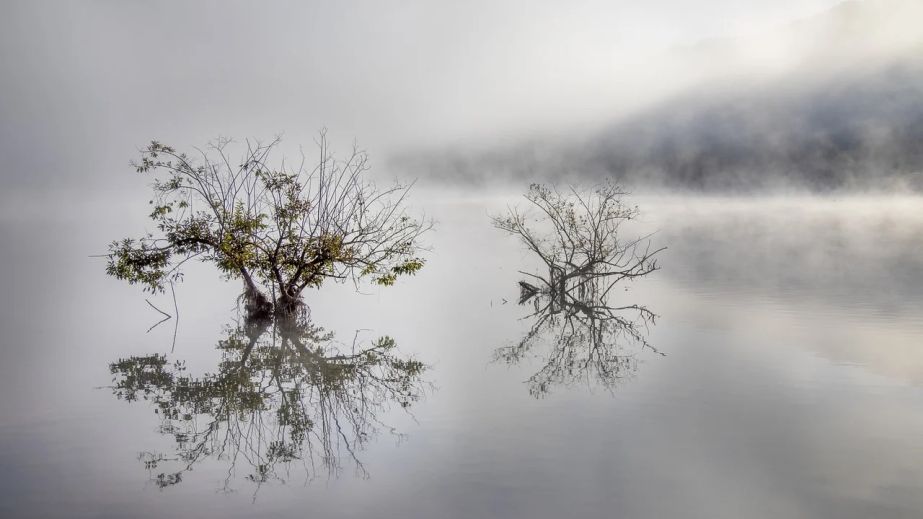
[109,316,428,489]
[105,238,173,293]
[372,257,426,286]
[107,136,430,309]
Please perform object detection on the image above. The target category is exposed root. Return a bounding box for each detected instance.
[243,285,274,321]
[239,282,308,322]
[274,292,306,318]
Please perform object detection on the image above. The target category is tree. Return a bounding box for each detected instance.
[492,183,665,396]
[106,133,431,318]
[496,274,658,397]
[492,183,663,301]
[109,315,427,491]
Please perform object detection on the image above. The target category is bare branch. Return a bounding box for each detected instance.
[107,133,432,319]
[493,182,664,397]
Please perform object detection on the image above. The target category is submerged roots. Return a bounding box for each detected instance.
[274,292,305,318]
[241,285,307,321]
[242,286,274,321]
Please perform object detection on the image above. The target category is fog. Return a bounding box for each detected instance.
[6,0,913,197]
[5,2,923,518]
[393,0,923,191]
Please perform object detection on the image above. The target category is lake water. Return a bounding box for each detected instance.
[2,190,923,518]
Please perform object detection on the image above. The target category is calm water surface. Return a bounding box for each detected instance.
[2,191,923,518]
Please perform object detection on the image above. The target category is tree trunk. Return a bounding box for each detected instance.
[274,285,304,317]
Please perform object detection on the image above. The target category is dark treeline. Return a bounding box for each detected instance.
[399,57,923,192]
[587,58,923,191]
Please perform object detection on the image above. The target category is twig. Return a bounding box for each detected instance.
[170,282,180,353]
[145,299,171,318]
[145,299,172,332]
[146,315,171,333]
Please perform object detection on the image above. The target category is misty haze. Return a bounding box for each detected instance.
[2,1,923,518]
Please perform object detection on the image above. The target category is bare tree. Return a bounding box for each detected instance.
[492,183,665,396]
[495,275,659,397]
[493,183,663,300]
[106,132,431,318]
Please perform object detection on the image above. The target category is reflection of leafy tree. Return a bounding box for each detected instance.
[104,134,430,319]
[109,316,427,491]
[493,183,662,397]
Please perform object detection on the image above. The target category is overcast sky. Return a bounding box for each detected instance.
[0,0,854,192]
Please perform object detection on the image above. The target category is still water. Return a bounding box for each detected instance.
[2,191,923,518]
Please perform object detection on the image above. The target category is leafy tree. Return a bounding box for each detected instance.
[106,133,430,317]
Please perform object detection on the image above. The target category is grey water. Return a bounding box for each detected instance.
[2,190,923,518]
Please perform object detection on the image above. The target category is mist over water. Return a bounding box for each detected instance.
[394,1,923,192]
[3,0,923,517]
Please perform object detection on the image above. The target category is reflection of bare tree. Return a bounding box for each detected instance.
[493,183,664,397]
[108,315,427,492]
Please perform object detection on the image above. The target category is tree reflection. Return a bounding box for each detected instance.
[108,315,427,492]
[497,276,660,397]
[493,183,663,397]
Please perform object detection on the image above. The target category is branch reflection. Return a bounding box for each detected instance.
[108,315,428,492]
[493,183,663,397]
[497,276,660,397]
